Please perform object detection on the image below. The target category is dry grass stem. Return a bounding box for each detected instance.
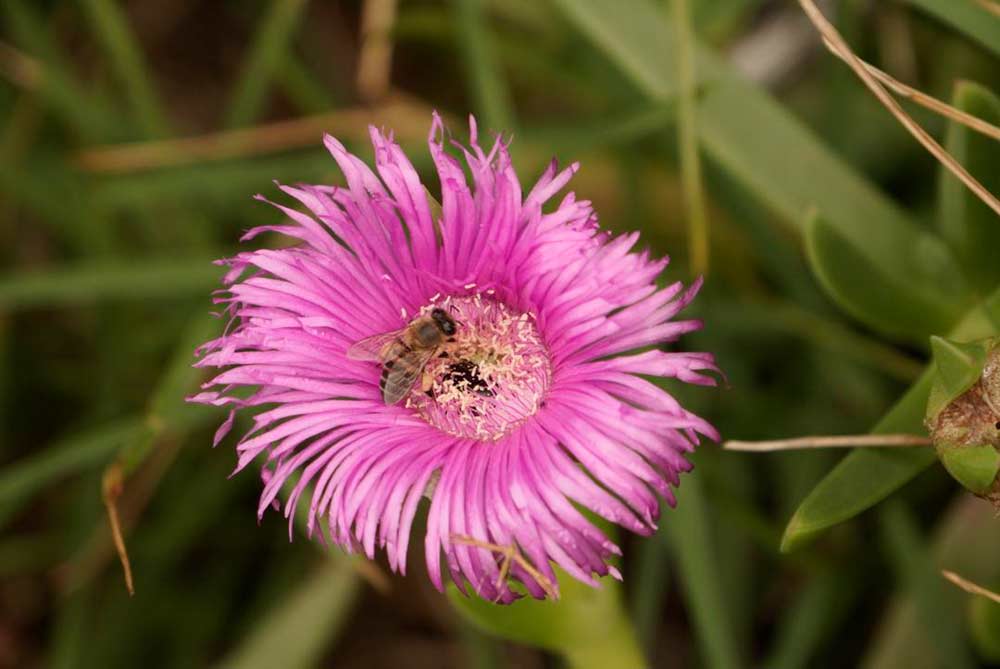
[450,534,558,600]
[101,463,135,596]
[724,434,932,452]
[798,0,1000,218]
[821,37,1000,143]
[974,0,1000,19]
[357,0,398,102]
[942,569,1000,604]
[75,95,435,173]
[0,40,43,90]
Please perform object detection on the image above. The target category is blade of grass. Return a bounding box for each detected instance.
[2,1,123,140]
[278,55,338,114]
[453,0,515,130]
[217,556,362,669]
[864,496,1000,666]
[878,502,975,669]
[661,470,741,669]
[0,417,150,527]
[901,0,1000,59]
[631,535,671,655]
[0,159,119,257]
[47,588,92,669]
[551,0,970,332]
[0,257,222,310]
[0,532,64,576]
[763,568,858,669]
[225,0,310,129]
[781,285,1000,552]
[123,312,222,471]
[671,0,709,276]
[937,81,1000,295]
[552,0,680,100]
[712,300,924,382]
[78,0,170,137]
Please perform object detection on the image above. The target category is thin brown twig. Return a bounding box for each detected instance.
[942,569,1000,604]
[74,95,435,173]
[724,434,932,452]
[356,0,398,102]
[450,534,558,600]
[55,436,182,595]
[821,37,1000,143]
[797,0,1000,218]
[101,463,134,596]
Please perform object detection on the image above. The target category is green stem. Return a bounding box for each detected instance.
[671,0,710,276]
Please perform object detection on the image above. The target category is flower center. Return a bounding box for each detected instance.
[405,294,550,441]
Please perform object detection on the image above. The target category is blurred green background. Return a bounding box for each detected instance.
[2,0,1000,667]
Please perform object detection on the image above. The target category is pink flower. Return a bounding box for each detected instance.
[190,114,720,602]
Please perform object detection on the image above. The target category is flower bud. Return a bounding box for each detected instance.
[925,337,1000,504]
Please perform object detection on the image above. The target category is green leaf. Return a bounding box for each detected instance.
[902,0,1000,60]
[79,0,170,137]
[781,288,1000,552]
[805,214,961,342]
[146,313,222,429]
[927,336,990,418]
[937,81,1000,295]
[661,471,742,669]
[550,0,680,99]
[453,0,516,130]
[762,568,858,669]
[0,417,150,527]
[969,593,1000,662]
[939,445,1000,494]
[864,496,1000,667]
[0,258,222,311]
[217,556,361,669]
[115,312,222,475]
[448,568,645,669]
[631,535,670,655]
[550,0,970,338]
[2,0,125,140]
[225,0,309,128]
[879,502,976,669]
[780,370,936,553]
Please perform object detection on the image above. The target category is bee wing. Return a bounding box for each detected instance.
[382,347,436,405]
[346,328,405,361]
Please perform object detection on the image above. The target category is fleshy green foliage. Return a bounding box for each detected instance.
[927,336,990,419]
[448,567,646,669]
[939,446,1000,495]
[779,370,937,553]
[969,593,1000,662]
[937,83,1000,295]
[3,0,1000,667]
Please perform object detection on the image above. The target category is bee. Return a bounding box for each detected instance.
[347,307,458,405]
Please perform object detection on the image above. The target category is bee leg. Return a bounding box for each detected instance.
[421,370,435,396]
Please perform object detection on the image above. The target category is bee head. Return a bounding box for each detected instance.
[431,307,457,335]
